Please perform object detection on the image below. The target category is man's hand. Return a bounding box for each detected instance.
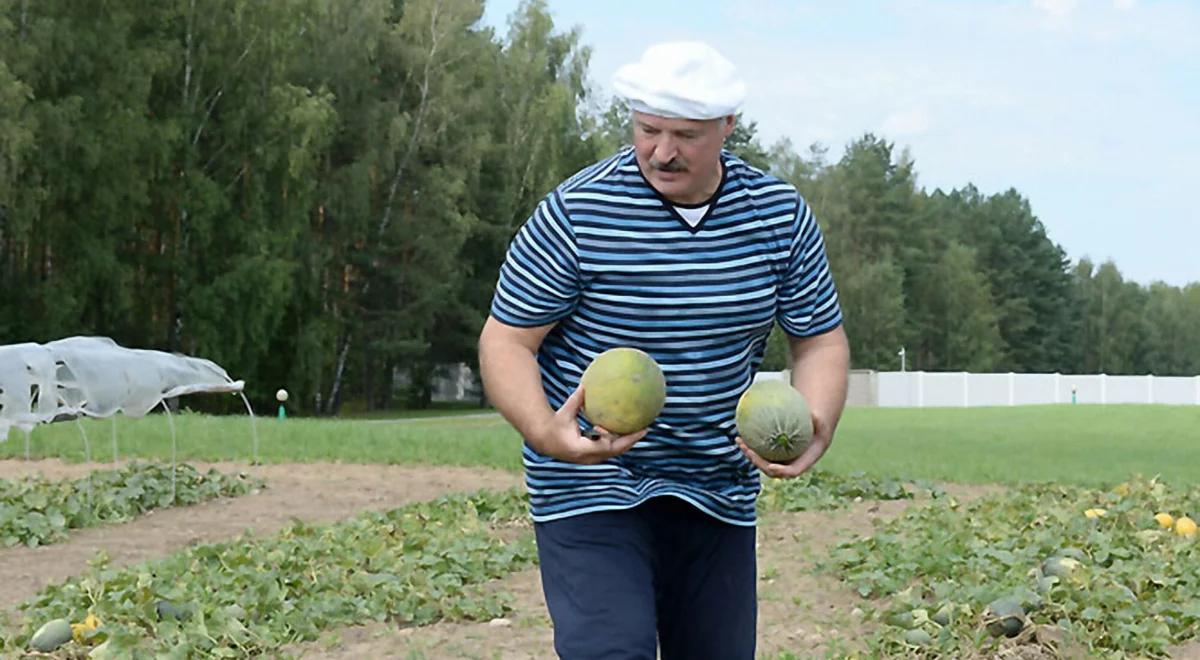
[534,385,647,464]
[735,414,833,479]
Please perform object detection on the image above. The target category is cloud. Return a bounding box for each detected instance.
[1113,0,1136,10]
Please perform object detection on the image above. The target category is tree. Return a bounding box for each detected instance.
[0,7,35,339]
[836,255,908,369]
[321,0,496,412]
[917,186,1079,373]
[1074,259,1147,374]
[724,115,770,170]
[1141,282,1191,376]
[809,134,924,369]
[915,242,1005,371]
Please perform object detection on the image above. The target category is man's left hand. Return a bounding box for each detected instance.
[735,415,833,479]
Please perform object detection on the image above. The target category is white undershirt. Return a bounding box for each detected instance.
[673,204,709,227]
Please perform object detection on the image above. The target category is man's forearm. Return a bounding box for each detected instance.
[789,326,851,432]
[478,326,557,451]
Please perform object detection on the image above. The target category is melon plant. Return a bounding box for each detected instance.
[0,462,262,548]
[735,380,813,462]
[7,489,537,657]
[580,347,667,435]
[831,475,1200,657]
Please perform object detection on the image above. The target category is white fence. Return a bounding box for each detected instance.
[876,372,1200,407]
[756,370,1200,407]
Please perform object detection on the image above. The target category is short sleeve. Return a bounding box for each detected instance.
[490,192,582,327]
[777,196,843,336]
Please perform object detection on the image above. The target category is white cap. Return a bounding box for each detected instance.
[612,41,746,120]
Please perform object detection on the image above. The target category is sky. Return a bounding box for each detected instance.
[480,0,1200,287]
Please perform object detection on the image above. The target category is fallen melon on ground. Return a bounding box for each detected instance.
[30,618,72,652]
[1175,516,1197,538]
[1041,556,1083,581]
[903,628,933,647]
[580,347,666,435]
[735,380,813,463]
[983,597,1026,638]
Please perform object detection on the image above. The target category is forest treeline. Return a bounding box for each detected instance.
[2,0,1195,413]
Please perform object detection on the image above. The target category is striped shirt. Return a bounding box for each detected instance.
[490,148,842,526]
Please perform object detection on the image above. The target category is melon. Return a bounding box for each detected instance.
[580,348,666,435]
[30,618,72,652]
[903,628,933,647]
[156,599,192,621]
[983,597,1025,638]
[735,380,813,462]
[1040,556,1083,581]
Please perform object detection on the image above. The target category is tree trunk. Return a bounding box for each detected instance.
[325,331,350,416]
[323,3,445,416]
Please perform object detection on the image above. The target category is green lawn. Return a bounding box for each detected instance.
[336,401,492,420]
[820,404,1199,487]
[3,404,1196,487]
[0,412,524,471]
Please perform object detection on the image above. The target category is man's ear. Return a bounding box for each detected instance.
[723,115,736,138]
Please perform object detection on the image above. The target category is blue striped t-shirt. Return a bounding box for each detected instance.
[490,147,843,526]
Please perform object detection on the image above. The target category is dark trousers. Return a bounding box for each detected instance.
[533,496,757,660]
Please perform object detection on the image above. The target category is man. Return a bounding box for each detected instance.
[478,41,850,659]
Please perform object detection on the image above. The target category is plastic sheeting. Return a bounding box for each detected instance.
[0,337,244,441]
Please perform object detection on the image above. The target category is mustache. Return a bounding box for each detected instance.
[649,158,687,173]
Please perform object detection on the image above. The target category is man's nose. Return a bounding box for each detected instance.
[652,135,677,164]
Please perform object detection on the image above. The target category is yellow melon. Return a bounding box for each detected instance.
[580,348,666,435]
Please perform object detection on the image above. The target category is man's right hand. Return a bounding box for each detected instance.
[534,385,647,464]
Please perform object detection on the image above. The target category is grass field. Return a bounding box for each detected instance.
[821,404,1199,486]
[4,404,1195,487]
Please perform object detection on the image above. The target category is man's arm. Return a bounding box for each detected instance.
[737,324,850,478]
[478,316,646,464]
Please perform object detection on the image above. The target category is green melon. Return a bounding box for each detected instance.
[888,610,916,629]
[735,380,813,462]
[30,618,72,652]
[983,597,1025,638]
[580,348,667,435]
[156,599,192,621]
[903,628,933,647]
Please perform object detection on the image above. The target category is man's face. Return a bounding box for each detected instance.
[632,111,734,205]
